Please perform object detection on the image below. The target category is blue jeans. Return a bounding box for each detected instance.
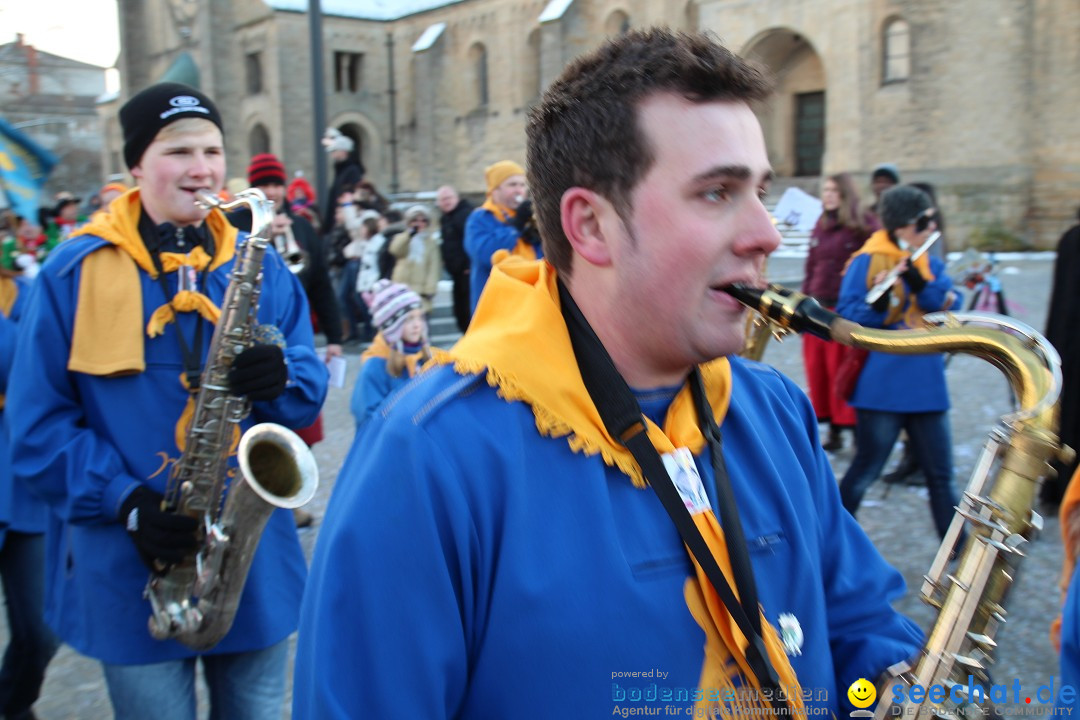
[839,409,959,538]
[103,639,289,720]
[0,531,59,717]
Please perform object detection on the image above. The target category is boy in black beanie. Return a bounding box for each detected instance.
[6,81,327,718]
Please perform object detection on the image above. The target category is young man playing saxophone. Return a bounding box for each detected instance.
[294,29,921,718]
[7,82,327,719]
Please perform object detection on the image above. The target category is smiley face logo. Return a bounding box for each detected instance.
[847,678,876,709]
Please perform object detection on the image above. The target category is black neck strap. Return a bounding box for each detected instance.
[556,279,787,704]
[137,212,212,391]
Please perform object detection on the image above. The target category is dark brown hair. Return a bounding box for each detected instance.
[526,27,773,276]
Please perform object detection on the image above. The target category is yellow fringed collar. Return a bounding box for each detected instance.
[361,331,428,377]
[77,187,238,277]
[432,256,732,487]
[77,188,239,337]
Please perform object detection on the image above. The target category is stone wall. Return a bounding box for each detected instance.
[106,0,1080,249]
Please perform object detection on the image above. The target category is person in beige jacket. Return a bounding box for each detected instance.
[390,204,443,313]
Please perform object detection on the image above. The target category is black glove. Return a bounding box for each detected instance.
[228,344,288,401]
[870,287,891,313]
[119,486,199,571]
[512,199,534,231]
[901,264,928,293]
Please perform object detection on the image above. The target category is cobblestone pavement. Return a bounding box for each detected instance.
[11,254,1067,718]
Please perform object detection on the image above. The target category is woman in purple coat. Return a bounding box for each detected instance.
[802,173,877,451]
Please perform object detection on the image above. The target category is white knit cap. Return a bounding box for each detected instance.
[322,127,355,154]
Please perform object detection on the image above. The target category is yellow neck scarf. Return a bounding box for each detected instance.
[0,276,16,319]
[0,275,16,409]
[68,188,238,375]
[480,198,537,262]
[360,331,429,378]
[433,256,803,714]
[852,229,934,327]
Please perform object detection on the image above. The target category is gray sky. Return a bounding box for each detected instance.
[1,0,120,68]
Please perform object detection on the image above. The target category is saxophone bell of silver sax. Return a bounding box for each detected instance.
[144,188,319,651]
[725,283,1071,718]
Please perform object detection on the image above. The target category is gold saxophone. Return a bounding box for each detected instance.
[144,188,319,651]
[725,283,1071,718]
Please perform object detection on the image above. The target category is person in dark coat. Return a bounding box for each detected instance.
[802,173,877,451]
[436,185,475,332]
[321,128,365,235]
[231,153,342,528]
[231,153,344,358]
[1045,208,1080,506]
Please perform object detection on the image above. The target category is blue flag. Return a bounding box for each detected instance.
[0,116,58,221]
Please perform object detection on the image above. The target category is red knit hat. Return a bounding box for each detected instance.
[287,176,317,205]
[247,153,286,186]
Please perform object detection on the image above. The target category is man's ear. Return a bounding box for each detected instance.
[560,188,614,268]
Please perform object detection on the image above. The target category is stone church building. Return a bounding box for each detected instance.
[104,0,1080,249]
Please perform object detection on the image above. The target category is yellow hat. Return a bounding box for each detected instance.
[484,160,525,194]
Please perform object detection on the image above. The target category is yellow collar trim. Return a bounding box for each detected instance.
[432,256,731,487]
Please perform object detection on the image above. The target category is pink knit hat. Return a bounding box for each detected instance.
[364,280,423,347]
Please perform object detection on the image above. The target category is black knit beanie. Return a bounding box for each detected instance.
[878,185,932,234]
[120,82,224,169]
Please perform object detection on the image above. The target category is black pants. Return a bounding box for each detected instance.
[451,270,472,333]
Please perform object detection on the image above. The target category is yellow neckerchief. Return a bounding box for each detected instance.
[0,275,16,409]
[0,275,16,318]
[1053,466,1080,652]
[850,228,934,327]
[360,331,428,378]
[432,256,803,714]
[480,197,537,262]
[75,188,238,338]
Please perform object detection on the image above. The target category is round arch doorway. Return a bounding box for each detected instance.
[742,30,826,178]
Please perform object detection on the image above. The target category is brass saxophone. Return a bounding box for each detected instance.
[144,188,319,651]
[725,283,1070,718]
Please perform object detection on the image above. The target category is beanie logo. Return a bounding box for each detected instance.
[160,95,211,120]
[170,95,202,107]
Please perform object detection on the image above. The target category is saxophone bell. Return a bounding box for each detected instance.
[726,282,1070,719]
[145,186,318,651]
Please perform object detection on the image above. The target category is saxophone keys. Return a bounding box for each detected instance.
[951,653,987,672]
[770,327,791,343]
[965,632,998,651]
[1028,510,1044,533]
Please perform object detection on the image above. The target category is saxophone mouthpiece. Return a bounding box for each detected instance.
[725,283,840,341]
[723,283,765,308]
[194,189,222,210]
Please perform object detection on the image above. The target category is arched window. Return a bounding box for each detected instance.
[248,123,270,156]
[468,42,489,108]
[882,17,910,84]
[605,10,631,37]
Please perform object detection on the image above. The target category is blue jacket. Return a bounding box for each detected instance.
[464,207,543,311]
[0,274,48,541]
[837,254,960,412]
[7,230,328,664]
[349,355,413,428]
[294,358,922,718]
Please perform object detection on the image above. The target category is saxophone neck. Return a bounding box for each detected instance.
[725,284,1061,422]
[194,188,275,245]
